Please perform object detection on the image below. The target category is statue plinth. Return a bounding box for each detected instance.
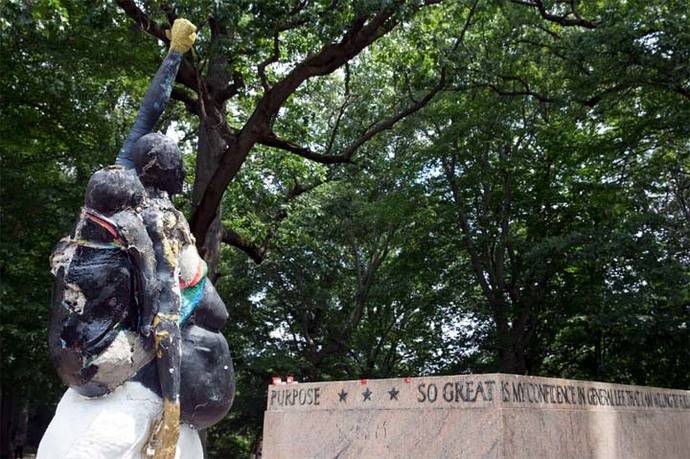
[263,373,690,458]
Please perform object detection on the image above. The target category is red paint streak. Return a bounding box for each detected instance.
[179,261,205,289]
[359,379,368,385]
[83,211,123,243]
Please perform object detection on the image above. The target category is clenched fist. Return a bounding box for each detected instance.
[166,18,197,53]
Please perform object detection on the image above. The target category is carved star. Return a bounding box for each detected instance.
[338,388,348,402]
[388,387,399,401]
[362,387,372,401]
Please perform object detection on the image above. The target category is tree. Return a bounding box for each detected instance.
[112,0,473,277]
[401,0,690,375]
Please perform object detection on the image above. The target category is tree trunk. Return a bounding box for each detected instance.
[512,341,527,375]
[494,300,529,374]
[0,389,27,459]
[497,344,527,374]
[595,332,605,380]
[496,323,516,373]
[193,111,227,279]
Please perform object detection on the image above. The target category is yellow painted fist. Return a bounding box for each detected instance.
[166,18,197,53]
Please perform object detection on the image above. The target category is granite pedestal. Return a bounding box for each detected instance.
[263,374,690,458]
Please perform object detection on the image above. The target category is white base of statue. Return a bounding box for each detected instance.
[37,381,202,459]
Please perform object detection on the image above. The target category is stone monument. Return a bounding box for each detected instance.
[263,374,690,458]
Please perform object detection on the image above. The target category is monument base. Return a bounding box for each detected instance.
[38,382,202,459]
[263,374,690,458]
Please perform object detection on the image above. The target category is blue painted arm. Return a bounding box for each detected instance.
[116,51,184,169]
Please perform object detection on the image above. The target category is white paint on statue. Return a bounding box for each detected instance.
[37,381,202,459]
[88,330,155,392]
[63,282,86,314]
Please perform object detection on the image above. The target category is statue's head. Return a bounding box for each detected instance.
[132,132,185,196]
[85,165,145,214]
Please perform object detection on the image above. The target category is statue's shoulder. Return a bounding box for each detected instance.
[137,191,195,244]
[137,193,170,222]
[110,208,142,227]
[109,210,152,250]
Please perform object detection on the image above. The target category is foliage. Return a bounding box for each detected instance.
[1,0,689,456]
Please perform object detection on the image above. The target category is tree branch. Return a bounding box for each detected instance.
[207,16,243,103]
[222,180,328,263]
[344,76,447,158]
[259,0,477,166]
[170,87,200,115]
[278,0,311,31]
[258,75,446,164]
[190,1,442,242]
[215,73,244,102]
[510,0,599,29]
[469,82,555,103]
[115,0,168,42]
[222,227,267,264]
[258,132,354,164]
[161,4,177,26]
[441,156,494,301]
[346,226,396,335]
[258,32,281,91]
[325,71,352,155]
[115,0,199,91]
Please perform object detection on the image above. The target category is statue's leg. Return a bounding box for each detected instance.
[179,325,235,429]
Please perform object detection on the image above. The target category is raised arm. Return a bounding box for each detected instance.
[116,19,197,169]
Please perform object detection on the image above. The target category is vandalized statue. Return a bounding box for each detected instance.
[38,19,235,459]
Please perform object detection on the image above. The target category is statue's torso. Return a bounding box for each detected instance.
[49,211,152,397]
[136,191,235,428]
[49,195,235,427]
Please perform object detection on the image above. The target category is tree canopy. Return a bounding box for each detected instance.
[1,0,688,456]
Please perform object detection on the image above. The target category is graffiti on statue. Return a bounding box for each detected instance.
[39,18,235,459]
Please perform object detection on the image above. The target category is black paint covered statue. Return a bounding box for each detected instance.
[38,19,234,459]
